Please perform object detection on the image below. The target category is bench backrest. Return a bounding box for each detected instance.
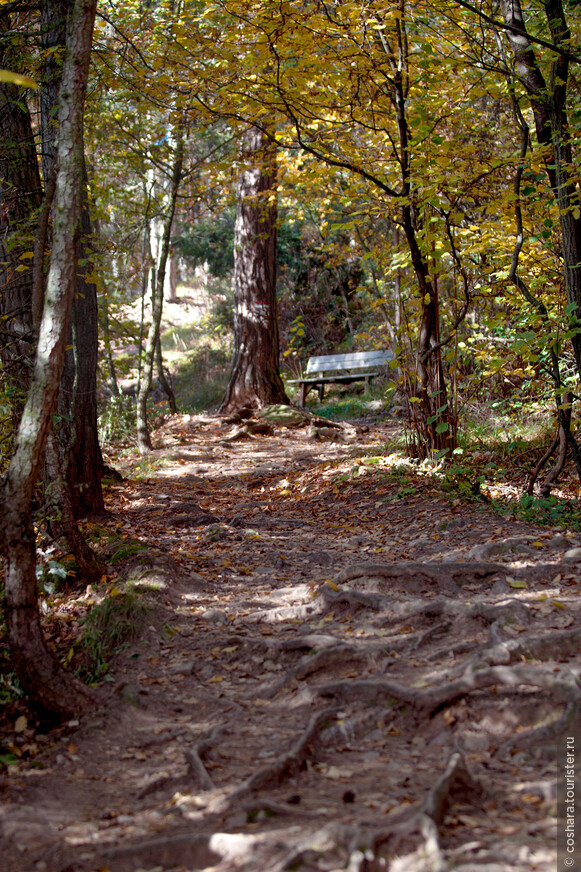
[305,349,394,375]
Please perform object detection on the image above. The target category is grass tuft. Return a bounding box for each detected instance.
[76,592,150,684]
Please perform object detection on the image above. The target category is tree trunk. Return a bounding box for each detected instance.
[45,428,106,585]
[41,0,104,517]
[136,129,184,453]
[0,12,42,415]
[57,172,104,516]
[156,334,178,412]
[1,0,99,718]
[388,36,453,459]
[219,127,289,414]
[500,0,581,374]
[167,255,178,302]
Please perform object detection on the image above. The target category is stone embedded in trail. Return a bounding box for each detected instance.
[200,608,229,625]
[562,547,581,563]
[258,404,307,427]
[166,501,218,526]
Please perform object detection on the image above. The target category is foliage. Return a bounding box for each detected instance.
[517,493,581,530]
[98,394,136,447]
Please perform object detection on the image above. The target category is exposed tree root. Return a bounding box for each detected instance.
[408,620,453,652]
[259,643,364,699]
[320,662,581,717]
[527,393,572,496]
[420,751,481,822]
[185,746,215,791]
[347,754,481,871]
[321,583,386,612]
[97,832,223,872]
[496,700,579,756]
[186,724,231,791]
[379,597,532,629]
[274,822,361,872]
[212,707,340,812]
[335,561,506,589]
[273,754,480,872]
[481,625,581,666]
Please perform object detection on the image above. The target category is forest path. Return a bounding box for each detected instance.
[1,412,579,872]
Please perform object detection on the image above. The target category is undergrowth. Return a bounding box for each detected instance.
[299,382,388,421]
[76,592,150,684]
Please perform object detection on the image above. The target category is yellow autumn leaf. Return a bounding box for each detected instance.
[0,69,37,89]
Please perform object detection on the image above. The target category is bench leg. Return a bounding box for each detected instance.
[299,383,307,406]
[318,384,324,402]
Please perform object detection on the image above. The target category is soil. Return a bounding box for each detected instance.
[1,412,579,872]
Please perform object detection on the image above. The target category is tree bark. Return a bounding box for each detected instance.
[500,0,581,374]
[0,12,43,415]
[156,334,178,412]
[41,0,104,517]
[136,128,184,453]
[219,127,289,414]
[392,52,453,458]
[2,0,99,718]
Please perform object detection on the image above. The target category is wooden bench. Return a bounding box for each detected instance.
[289,349,394,406]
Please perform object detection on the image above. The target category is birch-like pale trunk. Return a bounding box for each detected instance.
[137,130,184,453]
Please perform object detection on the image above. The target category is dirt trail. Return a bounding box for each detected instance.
[1,413,579,872]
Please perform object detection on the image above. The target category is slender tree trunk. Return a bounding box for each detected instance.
[137,219,152,396]
[219,127,289,414]
[137,129,184,453]
[167,255,178,302]
[500,0,581,373]
[391,27,453,458]
[155,334,178,412]
[1,0,98,718]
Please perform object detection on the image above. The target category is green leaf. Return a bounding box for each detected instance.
[435,421,449,434]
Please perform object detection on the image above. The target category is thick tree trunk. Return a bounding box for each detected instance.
[41,0,103,517]
[57,176,104,516]
[2,0,99,718]
[219,127,289,414]
[136,129,184,453]
[0,13,43,413]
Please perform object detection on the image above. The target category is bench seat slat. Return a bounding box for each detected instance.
[305,350,393,375]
